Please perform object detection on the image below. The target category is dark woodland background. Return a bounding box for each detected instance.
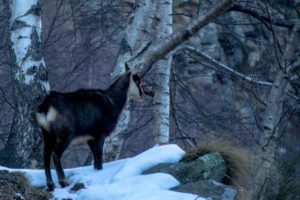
[0,0,300,199]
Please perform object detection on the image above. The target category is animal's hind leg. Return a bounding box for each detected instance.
[52,143,69,188]
[43,131,55,191]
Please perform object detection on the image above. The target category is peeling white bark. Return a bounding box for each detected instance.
[153,57,171,144]
[153,0,173,144]
[10,0,49,91]
[111,0,155,78]
[0,0,49,168]
[104,0,156,161]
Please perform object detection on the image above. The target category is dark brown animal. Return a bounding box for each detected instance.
[36,67,144,191]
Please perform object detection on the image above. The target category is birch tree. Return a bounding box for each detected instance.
[104,0,234,160]
[254,21,300,200]
[104,0,158,161]
[0,0,49,168]
[104,0,172,158]
[152,0,172,145]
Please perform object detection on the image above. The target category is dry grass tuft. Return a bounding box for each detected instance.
[181,138,254,200]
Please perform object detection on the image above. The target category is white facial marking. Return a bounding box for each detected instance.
[128,74,142,100]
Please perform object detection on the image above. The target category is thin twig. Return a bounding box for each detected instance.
[263,0,284,70]
[0,87,14,109]
[229,4,294,29]
[182,45,273,86]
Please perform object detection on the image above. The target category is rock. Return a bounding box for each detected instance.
[0,170,52,200]
[144,152,227,184]
[172,179,237,200]
[143,152,238,199]
[70,182,85,192]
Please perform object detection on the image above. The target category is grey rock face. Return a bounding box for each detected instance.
[172,179,237,200]
[143,152,237,200]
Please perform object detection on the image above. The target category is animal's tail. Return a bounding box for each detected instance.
[181,138,254,200]
[36,96,58,132]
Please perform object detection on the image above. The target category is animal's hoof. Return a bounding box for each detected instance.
[94,167,102,170]
[94,164,103,170]
[59,178,69,188]
[47,182,55,191]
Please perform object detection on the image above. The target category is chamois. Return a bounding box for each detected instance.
[36,66,144,191]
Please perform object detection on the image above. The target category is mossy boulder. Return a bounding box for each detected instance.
[144,152,227,183]
[143,152,237,200]
[0,170,52,200]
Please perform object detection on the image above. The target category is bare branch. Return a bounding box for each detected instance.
[263,0,284,70]
[229,4,294,29]
[127,0,235,74]
[182,45,273,87]
[0,87,14,109]
[287,91,300,101]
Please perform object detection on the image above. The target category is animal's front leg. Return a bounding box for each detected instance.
[87,139,99,170]
[88,136,105,170]
[97,137,105,170]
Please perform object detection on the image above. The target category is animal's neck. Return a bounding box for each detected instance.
[105,76,130,112]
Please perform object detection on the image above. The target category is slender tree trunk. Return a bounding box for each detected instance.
[152,0,173,144]
[0,0,49,168]
[254,22,300,199]
[104,0,234,160]
[254,69,288,199]
[104,0,156,161]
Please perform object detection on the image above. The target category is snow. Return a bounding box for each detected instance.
[0,144,205,200]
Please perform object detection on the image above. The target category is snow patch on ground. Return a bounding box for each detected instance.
[0,144,205,200]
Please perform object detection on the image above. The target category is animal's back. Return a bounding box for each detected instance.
[37,89,116,136]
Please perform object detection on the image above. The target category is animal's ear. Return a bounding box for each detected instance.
[125,63,130,72]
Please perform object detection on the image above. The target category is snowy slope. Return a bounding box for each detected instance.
[0,144,205,200]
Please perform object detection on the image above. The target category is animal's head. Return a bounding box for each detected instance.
[125,63,144,101]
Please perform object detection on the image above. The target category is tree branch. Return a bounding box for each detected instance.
[127,0,235,74]
[0,87,14,109]
[229,4,294,29]
[182,45,273,87]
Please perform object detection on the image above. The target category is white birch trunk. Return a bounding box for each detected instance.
[104,0,234,160]
[104,0,156,161]
[0,0,49,168]
[153,0,173,144]
[10,0,49,90]
[153,57,171,144]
